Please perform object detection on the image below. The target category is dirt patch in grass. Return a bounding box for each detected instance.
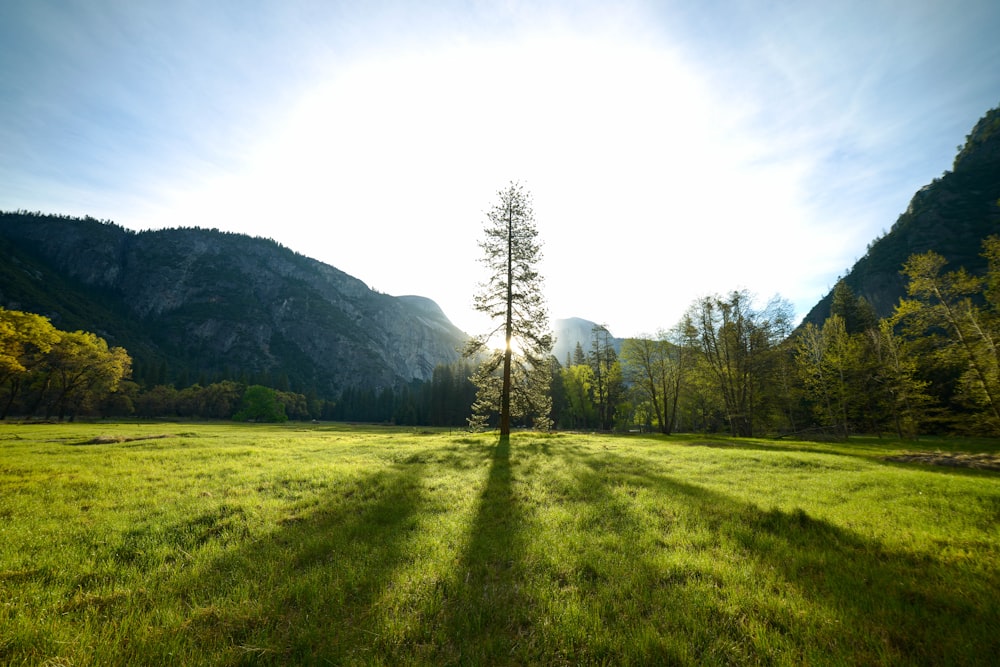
[76,434,175,446]
[884,451,1000,471]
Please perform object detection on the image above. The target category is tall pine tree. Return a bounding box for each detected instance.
[465,182,553,436]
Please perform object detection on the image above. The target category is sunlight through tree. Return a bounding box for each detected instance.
[465,182,553,436]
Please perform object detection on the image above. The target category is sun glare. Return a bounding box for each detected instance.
[135,30,836,338]
[487,333,522,355]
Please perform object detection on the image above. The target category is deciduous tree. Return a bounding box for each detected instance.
[559,363,596,429]
[897,247,1000,432]
[0,308,60,419]
[42,330,131,420]
[621,326,687,435]
[233,385,288,422]
[688,291,791,437]
[795,315,859,438]
[867,319,932,437]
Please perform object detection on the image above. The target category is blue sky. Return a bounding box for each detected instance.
[2,1,999,338]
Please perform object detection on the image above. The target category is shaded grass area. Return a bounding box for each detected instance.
[1,422,999,665]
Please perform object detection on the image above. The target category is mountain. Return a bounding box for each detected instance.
[552,317,623,365]
[0,212,468,394]
[802,105,1000,326]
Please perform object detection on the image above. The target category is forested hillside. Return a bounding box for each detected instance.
[0,213,467,395]
[803,105,1000,324]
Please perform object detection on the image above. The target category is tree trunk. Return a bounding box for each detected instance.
[1,378,21,419]
[500,202,514,438]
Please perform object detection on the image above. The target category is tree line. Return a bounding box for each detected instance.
[456,180,1000,439]
[7,230,1000,436]
[546,293,793,436]
[0,310,478,426]
[544,236,1000,438]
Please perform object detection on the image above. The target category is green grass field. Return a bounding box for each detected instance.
[1,422,998,665]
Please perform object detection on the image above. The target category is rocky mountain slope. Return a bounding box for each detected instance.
[802,105,1000,325]
[0,213,467,394]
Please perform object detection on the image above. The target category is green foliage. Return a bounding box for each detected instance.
[587,325,624,431]
[895,239,1000,433]
[0,308,59,379]
[685,291,793,436]
[796,316,864,437]
[324,362,476,426]
[1,422,998,665]
[46,331,133,420]
[830,280,878,334]
[466,183,553,434]
[866,319,933,438]
[0,307,132,420]
[426,362,477,426]
[620,325,688,435]
[233,385,287,423]
[558,363,598,429]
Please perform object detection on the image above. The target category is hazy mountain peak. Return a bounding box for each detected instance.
[552,317,622,364]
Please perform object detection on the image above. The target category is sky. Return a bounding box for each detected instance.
[2,1,999,339]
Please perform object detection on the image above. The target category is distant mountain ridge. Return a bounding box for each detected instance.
[0,212,467,394]
[802,105,1000,326]
[552,317,623,364]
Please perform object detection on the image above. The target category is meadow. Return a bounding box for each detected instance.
[1,422,998,666]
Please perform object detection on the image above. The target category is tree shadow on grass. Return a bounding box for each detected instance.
[622,431,1000,478]
[623,430,893,460]
[67,434,998,665]
[433,435,534,664]
[123,463,431,665]
[558,447,1000,665]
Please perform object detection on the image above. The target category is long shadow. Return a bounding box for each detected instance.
[624,430,889,459]
[558,447,1000,665]
[622,431,1000,478]
[436,435,533,664]
[61,435,997,664]
[648,473,1000,663]
[120,463,430,665]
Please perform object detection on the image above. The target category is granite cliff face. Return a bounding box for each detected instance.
[802,105,1000,326]
[0,213,467,394]
[552,317,623,364]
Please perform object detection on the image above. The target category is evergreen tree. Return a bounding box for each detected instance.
[465,182,553,435]
[830,280,878,335]
[588,325,624,430]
